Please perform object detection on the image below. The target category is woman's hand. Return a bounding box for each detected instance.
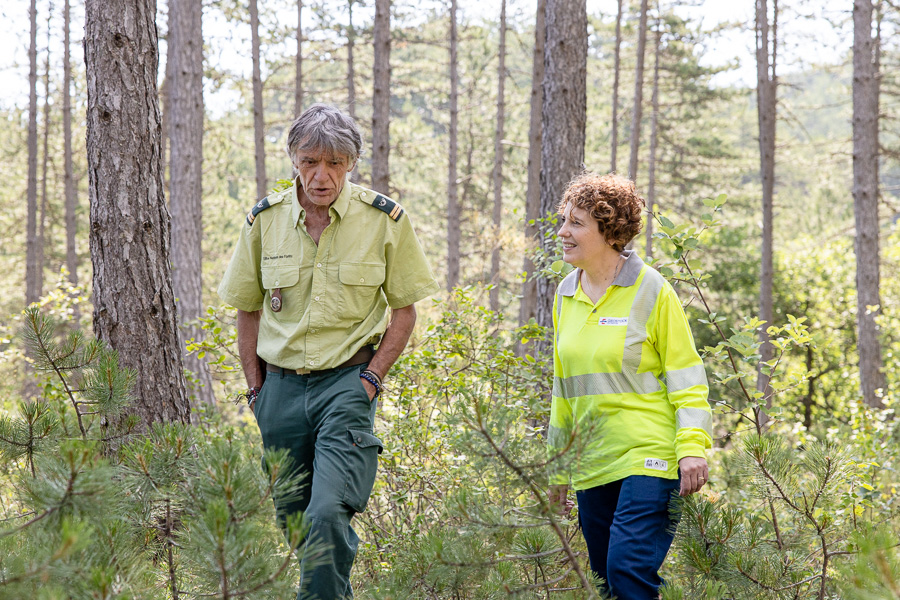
[678,456,709,496]
[548,484,574,516]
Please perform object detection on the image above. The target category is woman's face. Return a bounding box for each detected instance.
[558,204,610,269]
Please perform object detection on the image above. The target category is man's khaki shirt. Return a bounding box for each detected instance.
[218,177,440,370]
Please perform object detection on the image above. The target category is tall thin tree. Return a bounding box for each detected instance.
[250,0,267,200]
[295,0,303,116]
[446,0,460,291]
[25,0,40,306]
[628,0,650,181]
[38,1,53,293]
[371,0,391,194]
[852,0,886,408]
[169,0,215,407]
[645,10,661,259]
[84,0,191,427]
[347,0,360,184]
[489,0,507,312]
[518,0,546,329]
[64,0,78,286]
[610,0,623,173]
[755,0,777,408]
[536,0,588,335]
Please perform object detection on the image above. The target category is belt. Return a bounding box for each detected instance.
[265,345,374,376]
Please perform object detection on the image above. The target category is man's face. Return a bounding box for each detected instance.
[294,148,355,208]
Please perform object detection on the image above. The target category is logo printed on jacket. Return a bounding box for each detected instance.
[596,317,628,326]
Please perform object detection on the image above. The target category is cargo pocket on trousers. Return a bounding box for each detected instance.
[343,429,384,513]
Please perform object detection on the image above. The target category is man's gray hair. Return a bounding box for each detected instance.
[285,104,363,165]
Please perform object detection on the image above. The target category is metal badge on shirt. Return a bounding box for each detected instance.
[596,317,628,326]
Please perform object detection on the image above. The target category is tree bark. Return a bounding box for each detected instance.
[85,0,191,428]
[755,0,777,409]
[371,0,391,195]
[347,0,360,184]
[518,0,546,330]
[536,0,587,336]
[628,0,649,182]
[852,0,886,408]
[295,0,303,116]
[64,0,78,286]
[249,0,267,200]
[610,0,623,173]
[39,2,52,294]
[26,0,40,306]
[446,0,460,291]
[169,0,215,408]
[489,0,507,312]
[645,12,660,260]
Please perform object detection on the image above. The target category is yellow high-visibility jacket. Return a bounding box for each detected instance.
[548,250,712,489]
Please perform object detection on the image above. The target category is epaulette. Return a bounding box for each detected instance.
[245,194,284,226]
[369,194,404,222]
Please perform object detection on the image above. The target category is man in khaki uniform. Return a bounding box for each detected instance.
[218,104,439,600]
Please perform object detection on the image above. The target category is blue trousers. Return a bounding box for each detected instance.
[254,363,382,600]
[576,475,681,600]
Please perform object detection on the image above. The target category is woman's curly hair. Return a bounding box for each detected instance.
[557,172,645,252]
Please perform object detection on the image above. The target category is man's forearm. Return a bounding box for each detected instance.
[237,309,263,389]
[366,303,416,380]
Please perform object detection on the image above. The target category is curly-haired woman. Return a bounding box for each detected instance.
[546,172,712,599]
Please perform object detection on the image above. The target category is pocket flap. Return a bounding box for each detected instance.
[349,429,383,454]
[339,263,385,287]
[261,265,299,290]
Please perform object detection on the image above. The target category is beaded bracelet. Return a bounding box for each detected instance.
[359,370,383,399]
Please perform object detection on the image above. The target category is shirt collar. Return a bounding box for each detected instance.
[291,175,352,227]
[558,249,645,297]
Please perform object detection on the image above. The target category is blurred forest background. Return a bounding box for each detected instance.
[2,0,900,597]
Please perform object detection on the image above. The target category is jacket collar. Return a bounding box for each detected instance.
[558,249,644,297]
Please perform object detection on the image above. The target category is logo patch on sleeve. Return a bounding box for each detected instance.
[597,317,628,326]
[644,458,669,471]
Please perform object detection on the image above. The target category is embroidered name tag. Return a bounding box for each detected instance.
[597,317,628,326]
[644,458,669,471]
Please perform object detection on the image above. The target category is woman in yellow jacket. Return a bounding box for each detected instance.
[547,172,712,599]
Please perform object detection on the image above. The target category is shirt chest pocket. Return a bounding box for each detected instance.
[261,265,300,319]
[338,262,386,319]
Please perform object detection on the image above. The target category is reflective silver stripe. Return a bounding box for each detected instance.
[676,407,712,435]
[554,371,660,398]
[622,269,663,372]
[665,364,708,393]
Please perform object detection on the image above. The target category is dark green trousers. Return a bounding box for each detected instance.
[254,363,382,600]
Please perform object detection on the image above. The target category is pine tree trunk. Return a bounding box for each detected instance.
[518,0,545,330]
[249,0,267,200]
[295,0,303,116]
[536,0,587,336]
[371,0,390,195]
[64,0,78,286]
[853,0,886,408]
[628,0,649,182]
[169,0,215,408]
[489,0,507,313]
[347,1,360,184]
[446,0,460,291]
[646,14,660,260]
[26,0,40,306]
[85,0,191,428]
[755,0,776,410]
[610,0,623,174]
[38,3,51,291]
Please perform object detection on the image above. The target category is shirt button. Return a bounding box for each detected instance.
[316,262,322,268]
[310,328,317,334]
[309,360,316,365]
[314,296,320,301]
[356,436,362,443]
[275,280,280,285]
[359,278,365,283]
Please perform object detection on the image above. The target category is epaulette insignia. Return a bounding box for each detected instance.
[246,197,272,226]
[370,194,404,222]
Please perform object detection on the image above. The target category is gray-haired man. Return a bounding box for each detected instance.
[218,104,439,599]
